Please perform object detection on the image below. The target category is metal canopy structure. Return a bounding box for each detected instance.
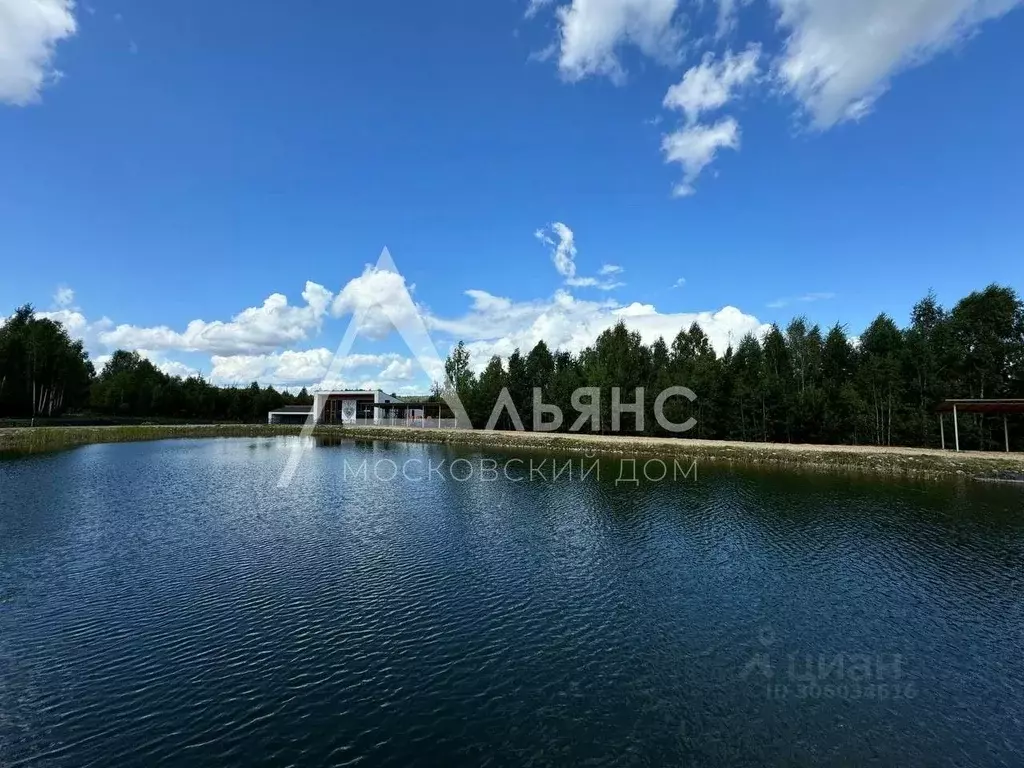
[373,401,456,428]
[374,401,452,416]
[935,399,1024,453]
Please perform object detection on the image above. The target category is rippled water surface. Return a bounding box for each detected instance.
[2,438,1023,766]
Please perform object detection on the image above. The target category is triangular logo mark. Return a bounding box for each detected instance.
[277,247,471,488]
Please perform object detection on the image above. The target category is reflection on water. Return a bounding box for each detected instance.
[1,437,1022,766]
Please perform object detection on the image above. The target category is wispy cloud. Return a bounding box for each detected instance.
[535,223,625,291]
[767,291,835,309]
[54,286,75,308]
[673,277,686,289]
[566,275,625,290]
[524,0,554,19]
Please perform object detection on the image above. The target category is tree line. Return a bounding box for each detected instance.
[440,285,1024,451]
[3,285,1022,447]
[0,306,312,423]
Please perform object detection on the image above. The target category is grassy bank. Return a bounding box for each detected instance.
[0,424,303,455]
[3,423,1023,480]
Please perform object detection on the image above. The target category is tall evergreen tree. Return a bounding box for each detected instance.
[505,349,530,429]
[525,340,555,429]
[474,355,506,429]
[858,314,904,446]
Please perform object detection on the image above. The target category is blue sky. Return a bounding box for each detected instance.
[1,0,1022,392]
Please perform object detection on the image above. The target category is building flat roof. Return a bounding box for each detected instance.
[269,405,312,414]
[315,390,377,395]
[936,399,1024,414]
[312,390,403,400]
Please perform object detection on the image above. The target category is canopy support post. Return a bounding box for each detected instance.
[940,415,946,451]
[953,404,960,452]
[1005,415,1010,453]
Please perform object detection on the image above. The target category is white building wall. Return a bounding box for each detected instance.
[373,390,402,424]
[312,392,329,425]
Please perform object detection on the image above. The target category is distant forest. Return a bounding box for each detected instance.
[441,285,1024,451]
[0,306,313,425]
[2,284,1023,449]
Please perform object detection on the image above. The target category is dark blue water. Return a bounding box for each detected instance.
[2,437,1023,766]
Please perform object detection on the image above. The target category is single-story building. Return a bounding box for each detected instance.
[268,390,445,427]
[267,404,314,425]
[310,389,408,425]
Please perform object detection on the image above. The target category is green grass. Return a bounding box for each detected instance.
[0,424,303,455]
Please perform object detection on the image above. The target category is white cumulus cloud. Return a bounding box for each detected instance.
[379,357,416,381]
[98,282,334,355]
[551,0,683,82]
[663,44,760,124]
[135,350,201,380]
[529,0,1021,196]
[429,286,768,367]
[0,0,77,105]
[772,0,1024,128]
[207,349,414,388]
[9,260,782,395]
[662,117,740,197]
[36,308,95,338]
[660,46,758,196]
[330,264,421,340]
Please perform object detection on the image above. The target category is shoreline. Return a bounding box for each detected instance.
[2,423,1023,480]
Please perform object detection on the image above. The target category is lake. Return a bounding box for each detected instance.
[2,437,1023,766]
